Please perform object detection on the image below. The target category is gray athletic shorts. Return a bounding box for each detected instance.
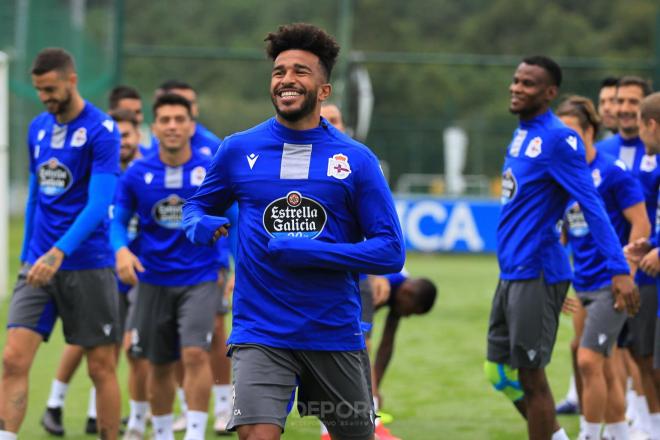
[628,284,657,357]
[577,287,626,357]
[123,285,138,334]
[216,277,229,315]
[227,344,375,439]
[7,265,121,347]
[487,277,569,369]
[129,281,217,364]
[654,318,660,369]
[359,279,374,335]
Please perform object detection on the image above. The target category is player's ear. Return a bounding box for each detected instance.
[67,71,78,89]
[318,83,332,102]
[545,85,558,102]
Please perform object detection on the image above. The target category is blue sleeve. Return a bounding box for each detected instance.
[225,202,239,260]
[92,120,121,175]
[183,142,234,245]
[110,205,133,252]
[549,135,630,276]
[20,173,38,262]
[609,163,645,211]
[54,173,117,256]
[267,152,406,275]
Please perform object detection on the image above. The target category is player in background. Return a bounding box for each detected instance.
[597,76,659,436]
[108,85,153,156]
[112,93,224,440]
[485,55,637,440]
[183,23,405,440]
[557,95,649,440]
[0,47,121,440]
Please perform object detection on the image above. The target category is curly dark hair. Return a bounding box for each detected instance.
[265,23,340,80]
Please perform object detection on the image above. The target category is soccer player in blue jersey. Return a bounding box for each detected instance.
[557,96,650,440]
[485,56,637,440]
[0,48,122,440]
[596,76,660,433]
[112,93,225,440]
[183,23,404,440]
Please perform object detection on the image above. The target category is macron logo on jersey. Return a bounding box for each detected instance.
[246,153,259,169]
[102,120,114,132]
[566,136,578,151]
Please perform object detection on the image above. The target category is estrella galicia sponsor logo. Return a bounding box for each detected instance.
[152,194,184,229]
[566,202,589,237]
[38,158,73,195]
[500,168,517,204]
[263,191,327,238]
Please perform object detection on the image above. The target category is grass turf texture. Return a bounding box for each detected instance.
[0,217,580,439]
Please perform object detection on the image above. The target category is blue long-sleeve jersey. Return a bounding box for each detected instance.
[184,117,405,351]
[565,152,644,291]
[597,134,659,285]
[497,110,629,282]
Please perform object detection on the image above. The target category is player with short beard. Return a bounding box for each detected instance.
[183,23,404,440]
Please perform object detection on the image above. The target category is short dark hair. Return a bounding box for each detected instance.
[265,23,340,80]
[411,278,437,314]
[159,79,195,93]
[109,108,139,128]
[522,55,562,87]
[600,76,619,89]
[109,85,141,110]
[152,93,192,119]
[31,48,75,75]
[640,92,660,123]
[618,76,653,97]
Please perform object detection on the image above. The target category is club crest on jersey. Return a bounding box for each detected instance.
[190,166,206,186]
[71,127,87,147]
[591,168,602,187]
[641,154,657,172]
[144,172,154,185]
[509,129,527,157]
[152,194,184,229]
[327,153,351,180]
[263,191,327,239]
[37,158,73,196]
[500,168,517,204]
[566,202,589,237]
[566,136,578,151]
[524,137,542,158]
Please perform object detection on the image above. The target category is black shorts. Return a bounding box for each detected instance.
[487,277,569,369]
[7,265,121,347]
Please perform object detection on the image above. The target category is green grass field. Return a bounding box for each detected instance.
[0,218,581,439]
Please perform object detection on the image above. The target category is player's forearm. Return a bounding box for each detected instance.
[20,173,38,262]
[374,332,395,386]
[110,205,133,252]
[268,235,405,274]
[54,173,117,256]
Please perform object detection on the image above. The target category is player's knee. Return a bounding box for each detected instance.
[181,346,209,368]
[577,355,601,378]
[86,352,116,383]
[570,338,580,354]
[237,424,280,440]
[483,360,524,402]
[2,345,31,377]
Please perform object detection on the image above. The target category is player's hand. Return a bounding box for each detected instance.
[186,215,230,246]
[27,247,64,287]
[639,248,660,276]
[561,295,581,315]
[611,274,639,316]
[213,224,230,242]
[370,275,391,307]
[115,247,144,286]
[623,238,652,265]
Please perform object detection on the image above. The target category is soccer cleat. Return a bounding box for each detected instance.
[375,423,402,440]
[213,409,232,435]
[41,407,65,436]
[172,414,187,432]
[122,428,144,440]
[321,433,331,440]
[85,416,98,434]
[555,399,579,415]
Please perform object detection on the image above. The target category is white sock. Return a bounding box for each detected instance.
[320,422,329,435]
[551,427,569,440]
[213,385,232,415]
[0,431,17,440]
[626,386,638,422]
[635,395,652,433]
[87,387,97,418]
[46,379,69,409]
[650,413,660,437]
[566,374,578,404]
[373,396,380,412]
[579,415,586,434]
[127,400,149,433]
[605,421,629,440]
[184,410,208,440]
[152,414,175,440]
[177,387,188,415]
[583,422,601,439]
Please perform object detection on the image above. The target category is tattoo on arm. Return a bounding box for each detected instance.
[43,253,57,267]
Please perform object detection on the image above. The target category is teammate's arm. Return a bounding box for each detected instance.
[549,134,637,314]
[267,153,405,274]
[374,310,401,389]
[110,205,144,286]
[622,202,650,277]
[27,172,118,287]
